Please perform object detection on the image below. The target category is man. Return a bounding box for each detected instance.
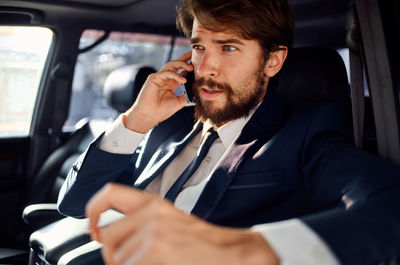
[58,0,400,264]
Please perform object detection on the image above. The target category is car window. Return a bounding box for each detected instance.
[337,47,370,97]
[337,48,350,83]
[64,30,190,132]
[0,26,53,137]
[171,37,190,60]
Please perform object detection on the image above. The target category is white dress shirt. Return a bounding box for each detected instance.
[98,110,341,265]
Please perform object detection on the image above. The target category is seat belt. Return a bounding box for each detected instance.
[47,32,109,151]
[346,0,365,148]
[49,57,73,150]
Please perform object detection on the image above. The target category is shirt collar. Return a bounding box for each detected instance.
[200,104,260,150]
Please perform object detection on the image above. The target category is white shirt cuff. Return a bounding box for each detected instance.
[252,219,341,265]
[98,115,145,154]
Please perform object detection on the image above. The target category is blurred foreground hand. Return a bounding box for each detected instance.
[86,183,279,265]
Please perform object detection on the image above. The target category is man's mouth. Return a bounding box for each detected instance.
[202,87,222,93]
[200,86,224,100]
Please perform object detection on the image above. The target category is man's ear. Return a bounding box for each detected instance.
[264,46,288,78]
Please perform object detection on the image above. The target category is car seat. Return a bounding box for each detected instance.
[274,46,349,108]
[26,47,351,265]
[22,65,156,231]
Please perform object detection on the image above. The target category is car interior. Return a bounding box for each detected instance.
[0,0,399,264]
[29,45,353,265]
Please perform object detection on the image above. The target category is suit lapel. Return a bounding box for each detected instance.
[191,88,286,219]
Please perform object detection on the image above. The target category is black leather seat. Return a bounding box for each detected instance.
[26,47,350,265]
[23,65,156,231]
[274,46,349,107]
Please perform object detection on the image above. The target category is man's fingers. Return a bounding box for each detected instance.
[160,60,194,73]
[99,201,157,254]
[112,224,151,265]
[101,203,159,265]
[160,51,193,72]
[147,71,187,88]
[96,194,174,265]
[85,184,152,241]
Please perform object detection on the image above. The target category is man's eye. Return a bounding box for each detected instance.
[223,45,237,52]
[192,45,204,50]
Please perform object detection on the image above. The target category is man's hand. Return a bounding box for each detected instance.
[86,183,280,265]
[123,51,193,134]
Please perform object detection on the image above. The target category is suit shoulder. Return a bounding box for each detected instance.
[284,102,352,140]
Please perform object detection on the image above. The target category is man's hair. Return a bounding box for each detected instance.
[176,0,294,59]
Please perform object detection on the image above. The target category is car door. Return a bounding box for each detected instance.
[0,9,82,250]
[0,23,54,248]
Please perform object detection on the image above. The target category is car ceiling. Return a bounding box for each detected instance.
[0,0,349,48]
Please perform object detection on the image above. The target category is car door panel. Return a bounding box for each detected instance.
[0,137,29,247]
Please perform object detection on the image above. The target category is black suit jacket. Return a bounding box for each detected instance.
[58,88,400,265]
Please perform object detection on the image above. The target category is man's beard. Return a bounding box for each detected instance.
[192,65,267,127]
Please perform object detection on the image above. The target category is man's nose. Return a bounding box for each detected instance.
[196,52,219,78]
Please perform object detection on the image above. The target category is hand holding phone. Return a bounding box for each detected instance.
[123,51,192,133]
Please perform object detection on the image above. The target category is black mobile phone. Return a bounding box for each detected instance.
[182,70,195,104]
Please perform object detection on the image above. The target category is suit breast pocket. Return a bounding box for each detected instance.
[229,170,284,190]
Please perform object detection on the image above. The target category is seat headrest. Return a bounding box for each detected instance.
[104,65,156,113]
[274,47,349,106]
